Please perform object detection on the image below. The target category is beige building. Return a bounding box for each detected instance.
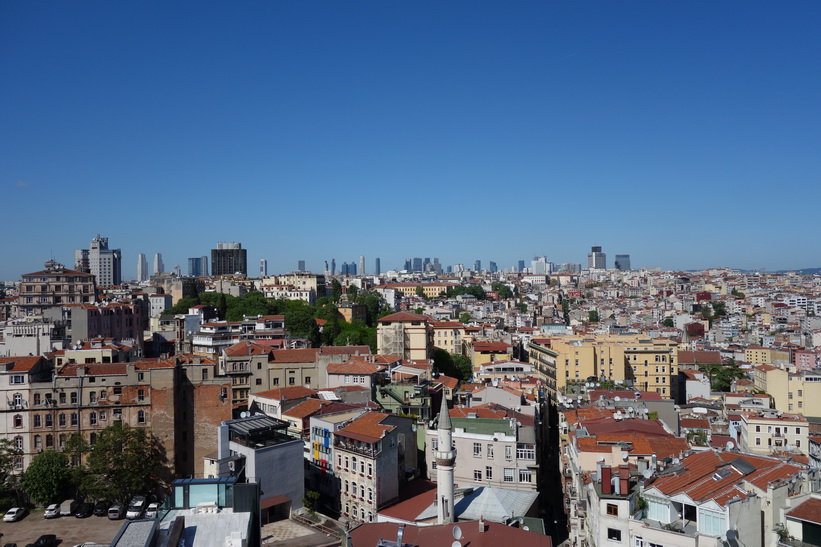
[753,364,821,417]
[740,410,809,454]
[528,334,678,399]
[377,312,432,361]
[18,260,96,317]
[431,321,466,354]
[745,346,790,365]
[376,283,453,299]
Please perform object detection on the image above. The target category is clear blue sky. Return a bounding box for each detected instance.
[2,1,820,280]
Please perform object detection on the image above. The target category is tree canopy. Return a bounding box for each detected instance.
[79,422,167,504]
[491,282,513,299]
[447,285,486,300]
[22,450,71,505]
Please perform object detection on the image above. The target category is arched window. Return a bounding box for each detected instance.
[360,485,365,498]
[13,414,22,428]
[368,488,373,501]
[360,508,365,520]
[344,480,349,493]
[13,436,23,450]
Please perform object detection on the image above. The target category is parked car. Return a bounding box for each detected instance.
[126,495,146,519]
[3,507,27,522]
[74,502,94,518]
[60,499,78,516]
[4,543,18,547]
[144,502,160,519]
[93,501,109,516]
[107,504,124,520]
[33,536,57,547]
[44,503,61,519]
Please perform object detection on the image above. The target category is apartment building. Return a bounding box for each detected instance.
[739,410,809,455]
[431,320,466,354]
[18,260,96,317]
[377,312,432,361]
[335,411,417,523]
[427,414,538,492]
[753,364,821,417]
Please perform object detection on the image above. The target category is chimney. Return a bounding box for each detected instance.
[619,465,630,496]
[601,466,612,494]
[479,515,485,532]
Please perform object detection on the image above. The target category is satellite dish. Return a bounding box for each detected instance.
[642,468,653,479]
[725,441,734,450]
[453,525,463,540]
[614,396,621,402]
[621,451,628,461]
[240,411,249,418]
[452,542,462,547]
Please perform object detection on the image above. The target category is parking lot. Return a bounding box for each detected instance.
[0,509,126,546]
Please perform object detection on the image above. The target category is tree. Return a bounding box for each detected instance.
[662,318,675,328]
[22,450,72,505]
[452,354,473,381]
[459,312,472,324]
[347,284,359,300]
[79,422,167,504]
[588,310,600,323]
[331,280,343,302]
[432,349,460,379]
[0,439,20,511]
[216,293,228,320]
[446,285,486,300]
[491,282,513,299]
[415,285,426,299]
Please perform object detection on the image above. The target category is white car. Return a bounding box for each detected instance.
[4,506,27,522]
[44,503,61,518]
[144,502,159,519]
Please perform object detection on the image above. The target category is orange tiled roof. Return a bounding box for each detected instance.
[255,386,317,401]
[336,411,396,443]
[0,356,44,372]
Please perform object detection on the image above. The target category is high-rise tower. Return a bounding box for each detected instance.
[137,253,148,282]
[154,253,164,275]
[76,234,121,286]
[615,254,631,271]
[359,255,365,276]
[374,257,381,276]
[260,259,268,277]
[588,246,606,269]
[434,396,456,524]
[211,242,247,276]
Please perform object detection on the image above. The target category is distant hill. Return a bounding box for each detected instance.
[778,267,821,275]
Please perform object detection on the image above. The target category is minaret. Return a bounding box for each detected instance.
[435,395,456,524]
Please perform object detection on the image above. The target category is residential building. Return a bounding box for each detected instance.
[753,364,821,417]
[18,260,96,317]
[431,321,466,354]
[377,312,432,361]
[335,411,417,523]
[739,410,808,454]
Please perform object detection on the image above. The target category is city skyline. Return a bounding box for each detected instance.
[2,2,820,280]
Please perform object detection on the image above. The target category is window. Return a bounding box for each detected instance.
[34,415,41,427]
[137,410,146,423]
[273,378,280,385]
[59,413,66,427]
[10,375,25,384]
[90,412,97,425]
[432,439,438,450]
[138,372,145,382]
[796,427,801,435]
[368,463,373,476]
[796,440,801,448]
[13,436,23,450]
[517,443,536,460]
[59,392,66,404]
[113,386,122,395]
[360,460,365,474]
[13,414,22,428]
[100,410,106,421]
[474,443,482,457]
[607,528,622,542]
[474,469,482,482]
[505,445,512,460]
[71,392,78,404]
[503,468,514,482]
[485,466,493,480]
[70,413,78,426]
[755,425,761,433]
[289,377,295,385]
[487,444,494,459]
[256,379,262,385]
[305,376,311,384]
[45,393,53,406]
[368,488,373,501]
[89,391,97,403]
[45,414,53,427]
[607,503,619,516]
[519,469,532,483]
[756,437,761,446]
[138,389,145,401]
[46,434,53,448]
[34,393,41,406]
[34,435,41,449]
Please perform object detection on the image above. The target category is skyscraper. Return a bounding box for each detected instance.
[474,260,481,271]
[517,260,525,272]
[374,257,381,276]
[412,257,423,272]
[359,255,365,276]
[137,253,148,282]
[75,234,121,286]
[201,256,209,276]
[432,258,441,274]
[298,260,306,272]
[615,254,632,271]
[588,246,606,269]
[404,258,412,271]
[211,242,247,276]
[154,253,164,275]
[260,259,268,277]
[172,264,181,276]
[331,259,336,276]
[489,261,497,273]
[188,257,203,277]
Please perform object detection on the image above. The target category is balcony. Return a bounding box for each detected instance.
[334,439,379,458]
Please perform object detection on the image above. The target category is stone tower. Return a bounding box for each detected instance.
[435,395,456,524]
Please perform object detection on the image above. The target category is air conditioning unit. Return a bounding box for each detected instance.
[228,460,236,471]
